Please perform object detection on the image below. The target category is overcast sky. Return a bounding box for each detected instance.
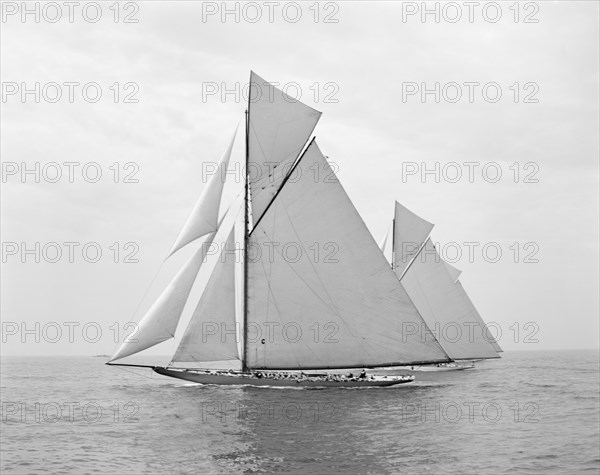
[1,1,598,357]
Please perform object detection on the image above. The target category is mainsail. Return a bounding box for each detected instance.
[247,71,321,225]
[246,141,449,369]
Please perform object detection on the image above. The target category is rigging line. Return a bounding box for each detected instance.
[170,194,245,352]
[128,260,166,324]
[250,137,317,235]
[165,118,241,260]
[112,365,157,381]
[130,192,247,359]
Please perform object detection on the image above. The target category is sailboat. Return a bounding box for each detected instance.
[378,202,501,375]
[106,72,456,388]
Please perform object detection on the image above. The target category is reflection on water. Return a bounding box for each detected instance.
[1,351,599,474]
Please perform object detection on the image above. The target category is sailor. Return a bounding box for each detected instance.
[359,369,367,379]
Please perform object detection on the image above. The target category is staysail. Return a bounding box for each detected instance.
[168,125,238,257]
[393,201,433,276]
[399,239,499,360]
[247,71,321,225]
[246,141,449,369]
[172,229,240,363]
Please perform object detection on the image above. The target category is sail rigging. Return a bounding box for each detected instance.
[399,238,499,360]
[109,232,218,362]
[442,260,503,352]
[172,229,239,363]
[247,71,322,226]
[109,72,498,376]
[246,141,449,369]
[393,201,434,276]
[456,280,503,353]
[168,125,238,257]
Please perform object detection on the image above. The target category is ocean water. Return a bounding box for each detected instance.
[1,350,598,474]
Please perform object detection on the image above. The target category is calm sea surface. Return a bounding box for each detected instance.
[1,350,599,474]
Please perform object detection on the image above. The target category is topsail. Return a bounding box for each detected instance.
[247,71,321,225]
[393,201,433,277]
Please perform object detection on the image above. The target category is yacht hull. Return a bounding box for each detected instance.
[153,367,414,388]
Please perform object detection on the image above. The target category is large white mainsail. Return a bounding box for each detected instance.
[247,71,322,225]
[246,141,449,369]
[400,238,499,360]
[168,125,238,257]
[172,229,239,363]
[393,201,434,277]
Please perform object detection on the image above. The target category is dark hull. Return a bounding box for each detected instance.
[153,367,414,388]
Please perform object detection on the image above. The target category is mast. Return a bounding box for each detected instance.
[243,106,249,372]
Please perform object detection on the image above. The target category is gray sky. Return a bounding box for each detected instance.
[1,1,598,356]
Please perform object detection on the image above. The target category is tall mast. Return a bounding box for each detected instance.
[243,103,249,372]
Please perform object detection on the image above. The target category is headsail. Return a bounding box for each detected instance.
[456,281,503,353]
[247,71,321,226]
[400,239,499,360]
[109,233,217,362]
[393,201,434,276]
[246,141,449,370]
[168,125,238,257]
[172,229,240,363]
